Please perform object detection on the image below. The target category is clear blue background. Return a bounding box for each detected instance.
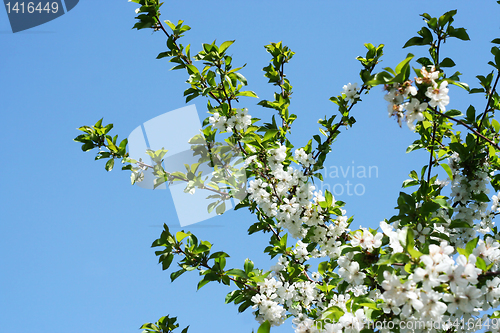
[1,1,499,332]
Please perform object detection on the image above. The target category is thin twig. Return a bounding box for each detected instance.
[154,15,224,105]
[174,245,258,292]
[154,15,170,37]
[477,71,500,137]
[136,161,231,198]
[305,84,368,179]
[432,107,500,150]
[427,122,438,182]
[480,270,500,278]
[279,61,287,132]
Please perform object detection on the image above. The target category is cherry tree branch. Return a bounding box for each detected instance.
[135,161,231,198]
[431,107,500,150]
[477,71,500,134]
[427,121,438,182]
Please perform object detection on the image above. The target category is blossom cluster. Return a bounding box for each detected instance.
[246,142,350,254]
[384,66,450,131]
[251,275,318,326]
[444,152,496,246]
[231,76,499,333]
[92,8,500,333]
[249,212,500,333]
[208,108,252,133]
[244,136,500,333]
[244,134,357,327]
[377,241,500,333]
[360,153,500,333]
[342,83,360,101]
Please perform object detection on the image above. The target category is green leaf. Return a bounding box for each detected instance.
[171,269,186,282]
[438,10,456,27]
[402,179,419,188]
[449,220,472,228]
[257,321,270,333]
[80,142,94,152]
[470,88,485,94]
[164,20,176,30]
[262,129,279,142]
[392,253,410,264]
[403,36,425,48]
[466,237,479,256]
[406,228,422,259]
[244,259,254,274]
[318,261,329,275]
[186,64,199,75]
[440,57,456,68]
[375,254,393,266]
[474,192,490,203]
[321,306,344,321]
[445,109,462,117]
[105,158,115,171]
[233,72,248,85]
[440,163,453,180]
[140,323,159,330]
[197,277,211,290]
[421,201,441,214]
[492,310,500,319]
[226,268,248,279]
[492,119,500,133]
[432,198,451,210]
[325,190,333,206]
[476,257,487,271]
[207,201,218,214]
[176,231,190,242]
[416,57,433,67]
[495,47,500,69]
[209,251,229,260]
[466,105,476,122]
[157,52,170,59]
[219,40,235,54]
[406,143,423,153]
[185,91,200,103]
[449,27,470,41]
[236,90,258,98]
[448,79,469,91]
[356,300,379,310]
[396,53,414,74]
[162,253,174,270]
[216,202,226,215]
[94,118,103,128]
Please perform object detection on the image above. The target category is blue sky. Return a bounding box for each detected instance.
[1,1,500,332]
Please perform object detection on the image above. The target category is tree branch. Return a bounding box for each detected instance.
[427,121,438,182]
[477,71,500,136]
[136,161,231,198]
[431,107,500,150]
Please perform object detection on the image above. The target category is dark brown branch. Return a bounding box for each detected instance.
[480,270,500,278]
[431,107,500,150]
[477,71,500,136]
[154,15,170,37]
[427,122,438,182]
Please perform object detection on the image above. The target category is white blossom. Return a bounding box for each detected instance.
[425,81,450,111]
[342,82,360,101]
[404,99,427,131]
